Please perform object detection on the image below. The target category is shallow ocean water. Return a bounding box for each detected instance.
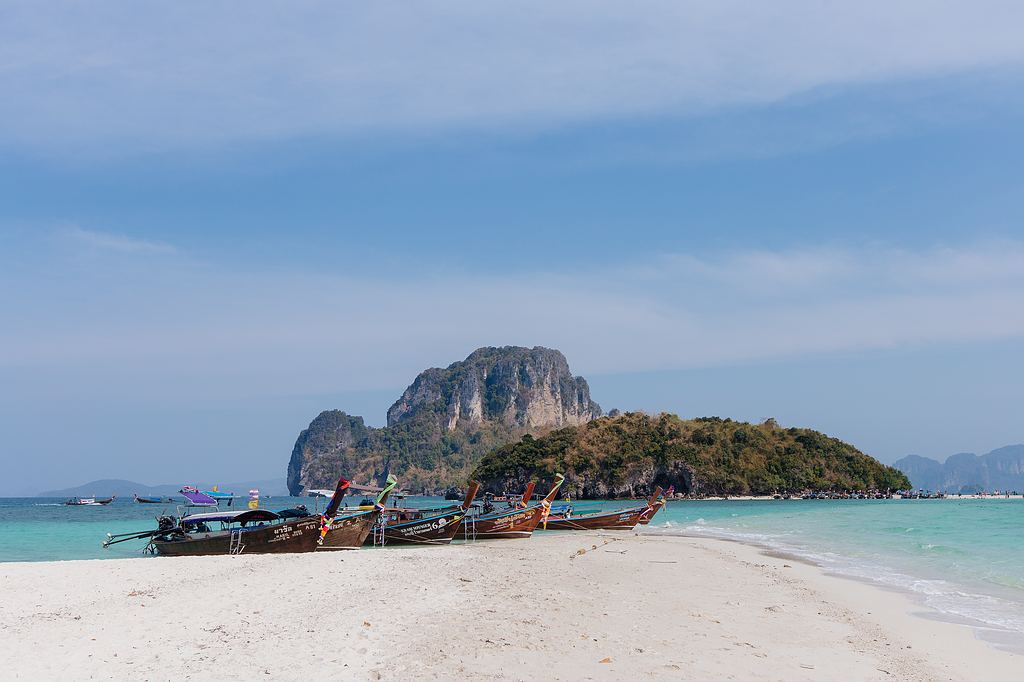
[3,495,1023,644]
[644,498,1024,643]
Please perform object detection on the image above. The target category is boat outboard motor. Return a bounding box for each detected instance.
[156,515,177,531]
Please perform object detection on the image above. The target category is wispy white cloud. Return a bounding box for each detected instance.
[2,239,1023,403]
[56,225,177,255]
[2,2,1024,151]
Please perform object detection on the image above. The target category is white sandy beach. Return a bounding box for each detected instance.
[0,533,1017,681]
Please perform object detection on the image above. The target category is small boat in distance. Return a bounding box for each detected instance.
[179,486,219,507]
[203,486,238,507]
[306,489,335,498]
[540,486,663,531]
[65,496,116,506]
[133,494,173,504]
[177,485,238,506]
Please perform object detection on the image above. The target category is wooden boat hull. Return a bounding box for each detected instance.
[319,510,377,550]
[460,505,544,540]
[368,511,466,546]
[151,517,322,556]
[541,506,645,531]
[638,501,665,525]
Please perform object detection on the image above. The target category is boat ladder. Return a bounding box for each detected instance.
[462,516,477,542]
[228,529,245,555]
[371,517,386,547]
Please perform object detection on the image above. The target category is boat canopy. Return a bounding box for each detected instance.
[181,509,281,524]
[180,489,218,506]
[275,507,313,520]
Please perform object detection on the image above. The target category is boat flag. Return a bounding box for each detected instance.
[541,474,565,530]
[318,477,351,545]
[375,475,398,509]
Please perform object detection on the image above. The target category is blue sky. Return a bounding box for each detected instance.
[2,2,1024,494]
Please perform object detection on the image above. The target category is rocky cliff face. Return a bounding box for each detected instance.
[894,445,1024,493]
[386,346,601,431]
[287,411,376,497]
[287,346,601,495]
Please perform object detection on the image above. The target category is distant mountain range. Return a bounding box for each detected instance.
[37,478,289,498]
[893,445,1024,493]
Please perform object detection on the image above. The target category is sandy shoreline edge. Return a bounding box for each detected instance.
[1,533,1017,680]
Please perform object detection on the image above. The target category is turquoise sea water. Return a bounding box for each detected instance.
[645,498,1024,643]
[0,495,374,562]
[3,496,1023,643]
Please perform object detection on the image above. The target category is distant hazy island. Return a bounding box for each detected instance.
[894,446,1024,493]
[289,346,909,498]
[37,478,289,498]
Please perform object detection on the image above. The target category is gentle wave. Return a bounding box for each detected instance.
[642,520,1024,636]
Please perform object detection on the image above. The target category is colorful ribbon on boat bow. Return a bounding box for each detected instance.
[541,473,565,530]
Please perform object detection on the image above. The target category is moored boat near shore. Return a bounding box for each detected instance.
[540,486,662,531]
[104,477,351,556]
[368,482,480,546]
[319,476,398,550]
[460,475,565,540]
[638,486,673,525]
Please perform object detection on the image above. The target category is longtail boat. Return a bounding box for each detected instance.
[103,477,351,556]
[203,487,238,507]
[133,494,173,504]
[65,496,115,506]
[177,486,237,506]
[179,486,219,507]
[540,486,662,531]
[319,475,398,550]
[368,482,480,546]
[460,474,565,540]
[638,485,673,525]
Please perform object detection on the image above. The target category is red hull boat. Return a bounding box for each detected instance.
[638,485,673,525]
[541,486,662,531]
[460,475,565,540]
